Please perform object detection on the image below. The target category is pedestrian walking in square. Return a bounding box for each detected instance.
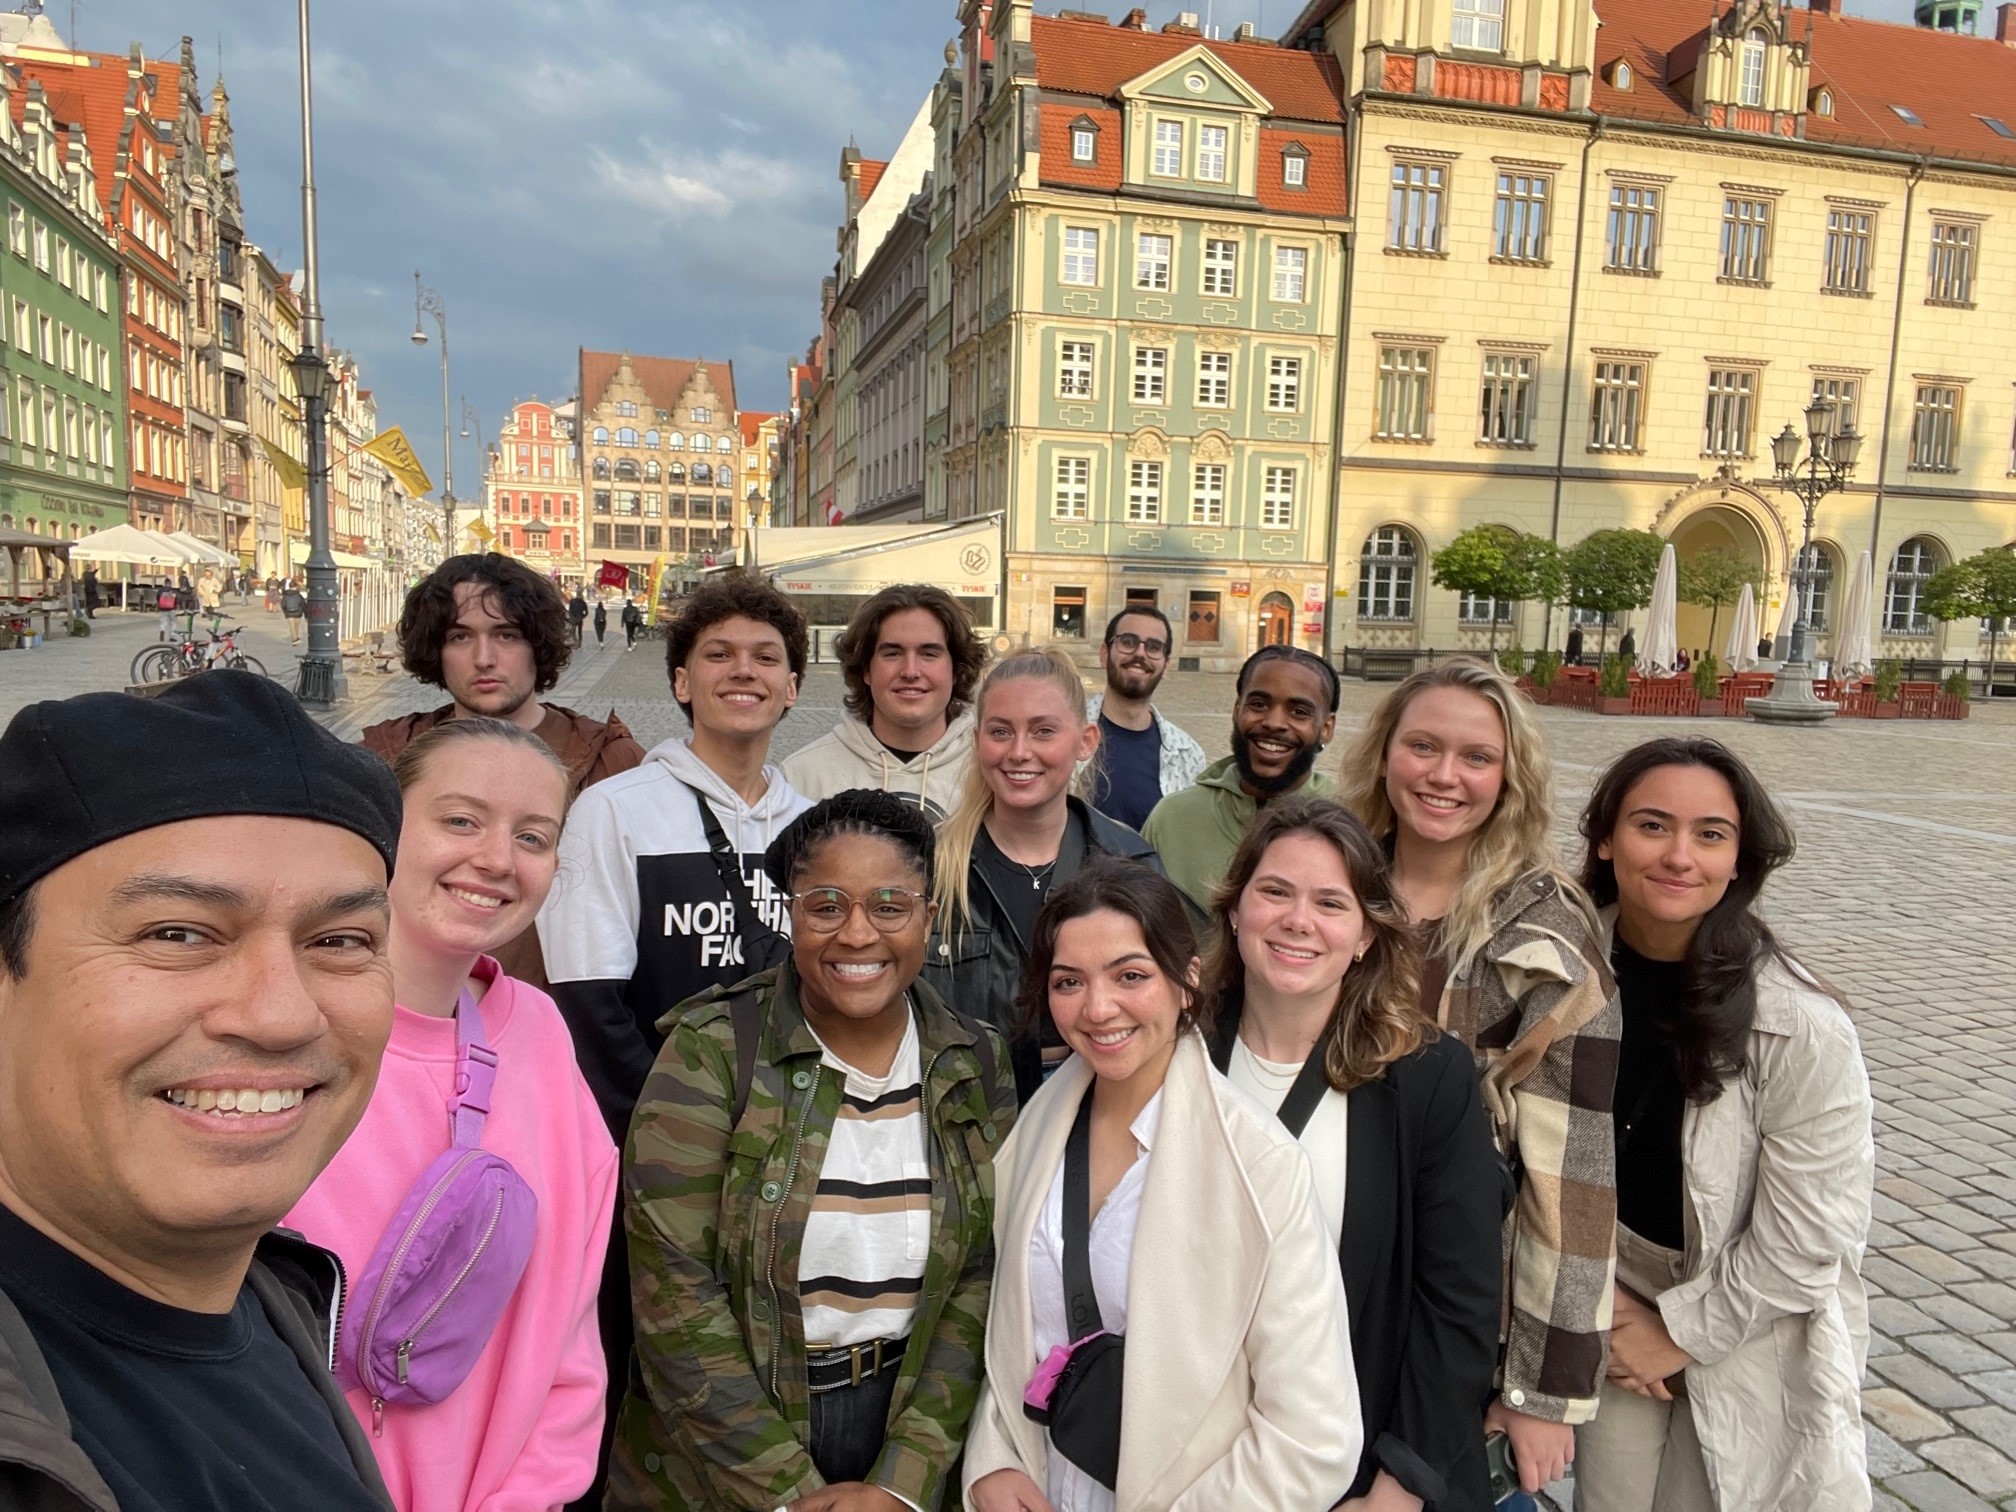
[621,598,641,648]
[1571,739,1872,1512]
[155,578,178,639]
[1341,658,1621,1506]
[282,579,307,644]
[567,589,588,647]
[80,566,98,620]
[592,598,606,645]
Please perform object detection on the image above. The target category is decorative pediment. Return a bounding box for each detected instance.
[1126,427,1171,461]
[1119,44,1273,115]
[1193,429,1232,462]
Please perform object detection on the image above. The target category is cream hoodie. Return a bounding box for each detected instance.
[782,709,976,819]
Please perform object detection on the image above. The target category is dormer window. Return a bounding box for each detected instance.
[1613,60,1634,91]
[1152,119,1184,177]
[1072,125,1096,163]
[1738,29,1766,109]
[1282,142,1309,188]
[1452,0,1506,52]
[1980,114,2015,139]
[1812,87,1833,117]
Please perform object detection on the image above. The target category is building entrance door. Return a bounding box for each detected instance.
[1257,591,1293,646]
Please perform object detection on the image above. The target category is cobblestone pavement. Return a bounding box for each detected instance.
[9,631,2016,1510]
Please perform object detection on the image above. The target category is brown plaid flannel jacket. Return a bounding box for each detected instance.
[1438,873,1621,1425]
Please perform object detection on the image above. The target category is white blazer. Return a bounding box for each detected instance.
[962,1032,1361,1512]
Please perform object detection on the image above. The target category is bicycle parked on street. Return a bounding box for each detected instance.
[129,620,269,685]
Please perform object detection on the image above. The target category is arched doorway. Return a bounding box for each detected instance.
[1257,591,1294,646]
[1667,502,1771,659]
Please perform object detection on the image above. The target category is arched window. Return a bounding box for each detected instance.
[616,426,638,447]
[667,430,685,451]
[1793,543,1836,632]
[692,462,713,485]
[1883,536,1942,633]
[1357,525,1418,621]
[1739,29,1767,109]
[668,461,685,483]
[592,426,608,445]
[644,460,661,482]
[716,435,733,453]
[717,466,733,489]
[645,429,660,448]
[614,458,640,482]
[591,457,610,480]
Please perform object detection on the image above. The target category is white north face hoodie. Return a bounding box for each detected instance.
[538,737,809,1136]
[781,709,976,821]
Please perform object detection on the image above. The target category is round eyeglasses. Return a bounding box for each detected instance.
[1110,631,1169,658]
[786,886,931,935]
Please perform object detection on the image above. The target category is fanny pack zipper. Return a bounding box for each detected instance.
[359,1148,487,1416]
[397,1186,506,1383]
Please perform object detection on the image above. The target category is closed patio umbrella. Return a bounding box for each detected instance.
[1833,550,1876,679]
[1639,543,1679,677]
[1772,586,1800,660]
[1724,582,1759,672]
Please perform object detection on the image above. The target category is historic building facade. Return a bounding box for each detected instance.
[1296,0,2016,661]
[483,398,585,589]
[944,0,1351,667]
[0,62,128,548]
[578,349,742,595]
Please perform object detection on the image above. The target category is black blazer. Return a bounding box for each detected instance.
[1212,1001,1508,1511]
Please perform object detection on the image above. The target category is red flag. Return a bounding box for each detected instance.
[597,560,629,589]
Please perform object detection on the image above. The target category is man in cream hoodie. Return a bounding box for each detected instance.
[783,583,987,819]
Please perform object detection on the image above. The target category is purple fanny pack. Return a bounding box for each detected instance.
[339,988,538,1412]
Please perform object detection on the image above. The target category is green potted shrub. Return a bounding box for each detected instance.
[68,616,90,638]
[1598,652,1632,714]
[1498,643,1527,678]
[1693,652,1723,716]
[1528,648,1562,701]
[1942,668,1972,719]
[1872,657,1903,718]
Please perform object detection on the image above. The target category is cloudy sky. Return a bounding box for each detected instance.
[71,0,1917,492]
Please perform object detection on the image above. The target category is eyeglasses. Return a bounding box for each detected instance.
[1110,632,1169,658]
[786,886,932,935]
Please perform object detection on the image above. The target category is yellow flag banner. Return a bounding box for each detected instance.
[360,426,436,500]
[260,437,307,492]
[647,555,668,622]
[469,518,495,545]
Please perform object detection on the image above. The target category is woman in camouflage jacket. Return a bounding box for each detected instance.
[607,791,1018,1512]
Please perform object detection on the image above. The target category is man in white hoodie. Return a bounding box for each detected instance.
[782,582,987,819]
[539,572,811,1140]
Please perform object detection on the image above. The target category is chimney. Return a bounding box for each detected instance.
[2000,2,2016,42]
[1119,7,1148,30]
[1235,20,1258,40]
[1163,11,1200,33]
[1810,0,1838,12]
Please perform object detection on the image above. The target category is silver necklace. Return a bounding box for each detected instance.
[1014,857,1057,891]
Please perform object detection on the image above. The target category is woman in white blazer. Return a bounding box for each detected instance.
[964,857,1360,1512]
[1571,737,1873,1512]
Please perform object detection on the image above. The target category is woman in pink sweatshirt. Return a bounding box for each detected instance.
[290,717,618,1511]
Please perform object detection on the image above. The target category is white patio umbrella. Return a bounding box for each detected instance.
[141,530,206,564]
[167,531,234,566]
[70,523,187,567]
[1639,543,1679,676]
[1724,582,1759,672]
[1832,550,1876,679]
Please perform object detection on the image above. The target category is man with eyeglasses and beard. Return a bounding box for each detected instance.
[1084,606,1205,832]
[1142,644,1339,912]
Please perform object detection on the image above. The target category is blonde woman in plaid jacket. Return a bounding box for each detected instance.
[1342,658,1621,1504]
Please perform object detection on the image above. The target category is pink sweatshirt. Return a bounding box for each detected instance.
[289,958,618,1512]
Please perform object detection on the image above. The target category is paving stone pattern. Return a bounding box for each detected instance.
[7,628,2016,1509]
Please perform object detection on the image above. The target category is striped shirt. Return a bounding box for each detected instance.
[800,1009,931,1348]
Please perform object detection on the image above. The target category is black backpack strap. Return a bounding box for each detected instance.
[727,988,764,1128]
[1062,1088,1104,1342]
[1275,1049,1334,1139]
[677,780,789,971]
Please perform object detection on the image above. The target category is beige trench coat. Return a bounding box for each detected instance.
[962,1032,1362,1511]
[1603,913,1874,1511]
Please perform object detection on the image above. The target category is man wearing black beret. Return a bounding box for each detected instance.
[0,671,403,1511]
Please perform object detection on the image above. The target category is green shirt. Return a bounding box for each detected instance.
[1140,755,1334,911]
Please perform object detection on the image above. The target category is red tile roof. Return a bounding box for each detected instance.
[1039,104,1122,191]
[1593,0,2016,169]
[1258,123,1346,215]
[1031,13,1345,123]
[858,158,888,203]
[16,51,175,221]
[738,410,776,445]
[579,349,739,420]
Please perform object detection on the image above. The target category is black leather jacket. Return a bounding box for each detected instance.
[920,797,1165,1102]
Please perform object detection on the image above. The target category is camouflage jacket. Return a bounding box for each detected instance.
[608,962,1016,1511]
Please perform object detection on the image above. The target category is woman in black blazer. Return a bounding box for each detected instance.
[1204,795,1508,1511]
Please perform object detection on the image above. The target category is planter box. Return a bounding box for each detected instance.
[1599,696,1633,715]
[1872,701,1902,719]
[1935,694,1971,720]
[1697,698,1725,718]
[1528,683,1557,705]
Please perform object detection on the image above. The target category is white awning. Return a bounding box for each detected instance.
[289,540,374,571]
[166,531,236,566]
[70,524,190,566]
[756,516,1002,599]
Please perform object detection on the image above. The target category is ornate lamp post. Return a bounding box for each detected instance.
[1748,396,1863,726]
[291,0,345,707]
[410,273,453,553]
[459,398,487,554]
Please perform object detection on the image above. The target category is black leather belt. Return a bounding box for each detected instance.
[805,1335,908,1393]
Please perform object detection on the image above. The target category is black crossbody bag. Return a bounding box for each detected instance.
[678,781,790,976]
[1207,1031,1335,1137]
[1022,1089,1127,1489]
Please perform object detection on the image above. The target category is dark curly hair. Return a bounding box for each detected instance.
[396,554,571,694]
[835,584,988,725]
[663,572,810,721]
[1237,643,1341,715]
[1578,736,1802,1103]
[763,788,938,894]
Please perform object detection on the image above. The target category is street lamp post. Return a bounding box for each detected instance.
[291,0,345,707]
[459,398,483,548]
[411,273,453,554]
[1748,396,1863,727]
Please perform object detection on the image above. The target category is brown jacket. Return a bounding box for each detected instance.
[360,702,645,986]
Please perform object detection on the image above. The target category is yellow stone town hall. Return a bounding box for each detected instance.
[936,0,2016,664]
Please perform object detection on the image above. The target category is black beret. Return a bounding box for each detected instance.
[0,669,402,906]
